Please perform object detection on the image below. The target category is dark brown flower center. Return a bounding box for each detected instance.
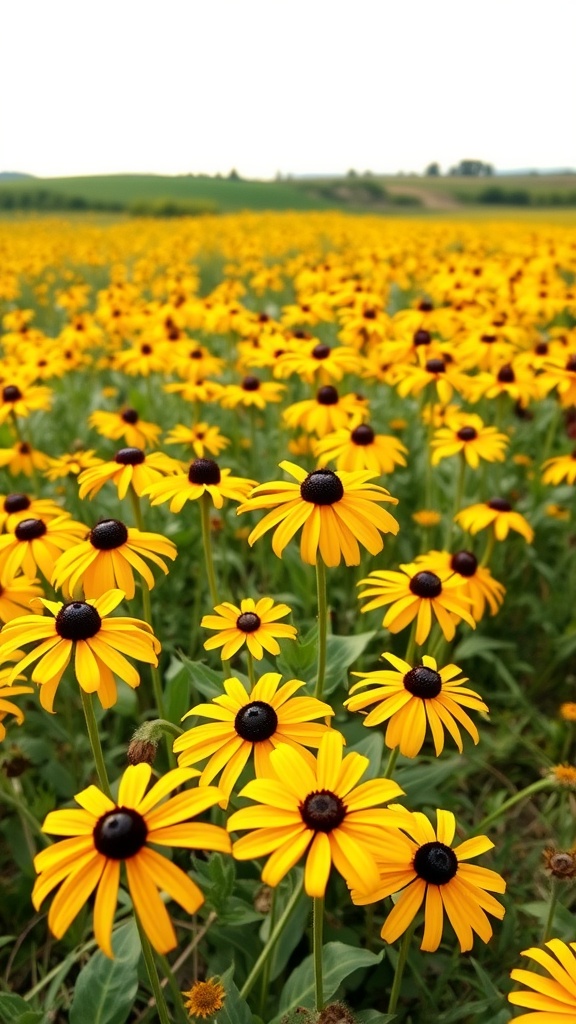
[89,519,129,550]
[236,612,261,633]
[4,493,30,513]
[300,790,346,832]
[457,426,477,442]
[425,358,445,374]
[413,329,431,346]
[115,447,145,465]
[316,386,339,406]
[17,442,31,454]
[300,469,344,505]
[450,550,477,576]
[566,355,576,373]
[419,300,433,312]
[535,342,549,355]
[234,701,278,742]
[497,364,515,383]
[55,601,102,640]
[188,459,221,485]
[94,808,148,859]
[121,408,139,424]
[312,344,331,360]
[15,517,47,541]
[480,334,496,344]
[403,665,442,699]
[241,376,260,391]
[487,497,511,512]
[141,344,152,355]
[409,571,442,598]
[351,424,375,446]
[413,841,458,884]
[3,385,22,402]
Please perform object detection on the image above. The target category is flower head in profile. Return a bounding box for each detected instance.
[313,423,408,475]
[89,408,161,449]
[164,422,230,459]
[44,449,102,481]
[174,673,334,806]
[32,762,231,957]
[0,590,160,711]
[0,494,63,533]
[0,663,33,741]
[221,376,285,409]
[508,939,576,1021]
[237,461,399,567]
[201,597,297,660]
[228,731,405,897]
[0,442,51,478]
[352,806,506,952]
[283,387,367,437]
[0,514,87,583]
[542,450,576,486]
[52,518,177,599]
[430,415,509,468]
[78,448,181,501]
[416,549,505,620]
[144,459,256,512]
[358,563,476,645]
[182,978,226,1019]
[345,652,488,757]
[455,498,534,543]
[0,572,44,624]
[0,381,52,424]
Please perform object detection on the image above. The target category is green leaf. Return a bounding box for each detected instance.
[273,942,384,1022]
[276,627,318,680]
[176,657,223,700]
[348,732,384,779]
[323,631,376,695]
[69,921,140,1024]
[0,995,47,1024]
[212,964,254,1024]
[355,1012,396,1024]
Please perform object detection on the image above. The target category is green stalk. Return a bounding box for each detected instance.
[136,917,173,1024]
[10,409,40,493]
[314,556,328,700]
[387,920,416,1015]
[543,879,559,942]
[313,896,325,1012]
[200,492,219,607]
[445,453,466,548]
[247,648,256,689]
[383,746,399,779]
[479,527,496,568]
[258,888,278,1019]
[240,876,304,1000]
[0,776,47,844]
[404,618,418,667]
[471,777,551,835]
[80,689,112,798]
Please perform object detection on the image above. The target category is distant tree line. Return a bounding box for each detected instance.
[0,189,219,217]
[426,160,494,176]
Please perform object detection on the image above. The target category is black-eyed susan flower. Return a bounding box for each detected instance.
[351,806,505,952]
[394,356,470,404]
[0,590,160,711]
[0,664,33,741]
[183,978,226,1019]
[0,493,63,533]
[508,939,576,1021]
[164,422,230,459]
[77,448,181,501]
[274,341,362,383]
[430,415,509,468]
[0,514,87,583]
[542,450,576,486]
[51,519,177,599]
[220,376,285,409]
[345,653,488,757]
[201,597,297,660]
[32,762,231,957]
[283,387,367,437]
[0,572,44,623]
[237,461,399,567]
[0,381,52,425]
[89,408,162,449]
[417,549,505,620]
[314,423,408,475]
[0,442,51,478]
[144,458,256,513]
[228,730,404,897]
[358,563,476,645]
[174,673,333,805]
[43,449,102,482]
[455,499,534,543]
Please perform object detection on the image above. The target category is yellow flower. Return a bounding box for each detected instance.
[164,423,230,459]
[0,663,33,741]
[144,459,256,512]
[0,381,52,424]
[560,702,576,722]
[201,597,297,660]
[32,762,231,957]
[238,461,399,567]
[430,415,508,468]
[345,652,487,757]
[508,939,576,1021]
[89,408,161,449]
[78,448,181,501]
[220,376,285,409]
[0,442,51,478]
[0,514,87,583]
[283,387,367,437]
[0,590,160,711]
[542,451,576,486]
[182,978,226,1019]
[44,450,102,481]
[0,572,44,623]
[314,423,408,475]
[548,764,576,789]
[0,493,63,533]
[174,673,333,806]
[416,549,505,620]
[412,510,441,527]
[455,499,534,543]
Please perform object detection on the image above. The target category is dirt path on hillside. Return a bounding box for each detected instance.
[387,185,461,209]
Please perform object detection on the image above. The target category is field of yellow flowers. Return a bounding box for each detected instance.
[1,211,576,1023]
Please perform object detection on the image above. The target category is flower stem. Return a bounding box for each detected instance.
[404,619,418,667]
[445,453,466,548]
[247,648,256,688]
[472,777,551,835]
[258,888,278,1018]
[80,689,112,799]
[543,879,559,942]
[314,556,328,701]
[0,775,47,844]
[387,920,416,1015]
[384,745,399,779]
[240,875,304,1000]
[313,896,325,1013]
[200,492,219,607]
[480,527,496,568]
[136,917,172,1024]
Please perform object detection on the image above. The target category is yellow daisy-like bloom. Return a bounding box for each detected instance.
[430,415,508,468]
[0,514,87,583]
[228,731,404,897]
[274,341,363,383]
[32,762,231,958]
[412,510,442,527]
[182,978,226,1019]
[0,572,45,623]
[0,663,33,741]
[345,653,488,757]
[89,408,162,450]
[547,764,576,789]
[144,458,256,512]
[201,597,297,660]
[220,376,286,409]
[0,589,160,712]
[174,673,333,806]
[394,356,469,405]
[52,519,177,599]
[0,442,51,478]
[560,702,576,722]
[0,381,52,425]
[351,806,505,952]
[0,493,63,533]
[542,450,576,486]
[43,449,102,481]
[314,423,408,475]
[416,549,505,620]
[78,448,181,501]
[164,422,230,459]
[283,387,367,438]
[455,499,534,543]
[237,461,399,567]
[508,939,576,1021]
[358,563,476,645]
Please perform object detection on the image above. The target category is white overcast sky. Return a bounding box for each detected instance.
[2,0,575,179]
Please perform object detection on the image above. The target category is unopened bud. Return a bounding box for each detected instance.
[127,738,158,766]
